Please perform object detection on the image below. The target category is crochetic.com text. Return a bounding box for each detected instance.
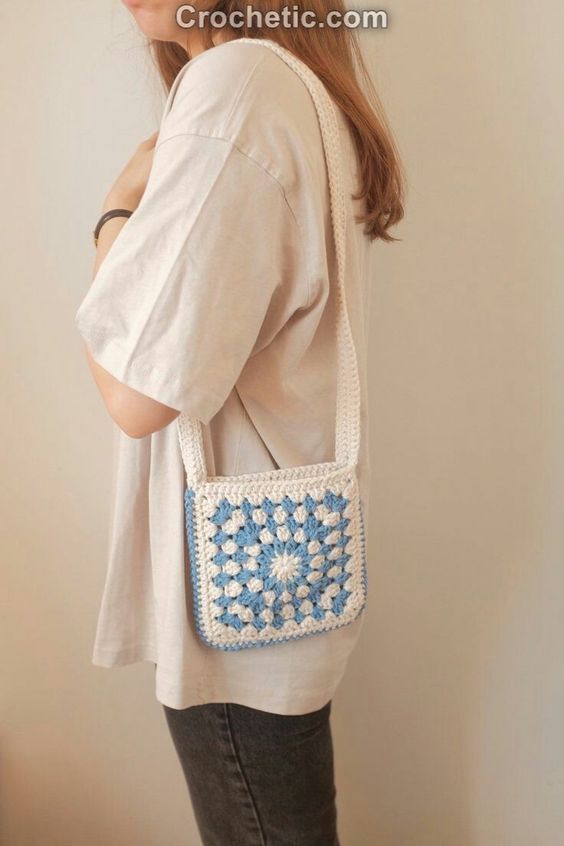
[176,4,389,31]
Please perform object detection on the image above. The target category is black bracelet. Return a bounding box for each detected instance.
[93,208,133,246]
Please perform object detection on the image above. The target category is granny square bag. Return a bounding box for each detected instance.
[177,37,369,651]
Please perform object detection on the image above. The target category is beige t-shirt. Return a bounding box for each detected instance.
[75,38,373,714]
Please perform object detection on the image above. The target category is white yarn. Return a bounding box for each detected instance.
[177,37,362,485]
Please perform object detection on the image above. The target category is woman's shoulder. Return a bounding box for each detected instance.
[158,39,322,179]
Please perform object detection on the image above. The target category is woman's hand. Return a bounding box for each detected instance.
[102,130,160,213]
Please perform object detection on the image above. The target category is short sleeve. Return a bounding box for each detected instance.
[75,133,302,425]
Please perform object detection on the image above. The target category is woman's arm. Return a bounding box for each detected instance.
[82,133,180,439]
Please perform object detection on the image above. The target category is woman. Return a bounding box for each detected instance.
[75,2,404,843]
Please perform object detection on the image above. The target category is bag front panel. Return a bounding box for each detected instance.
[185,470,368,650]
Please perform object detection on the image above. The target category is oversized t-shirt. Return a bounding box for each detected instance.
[75,37,373,714]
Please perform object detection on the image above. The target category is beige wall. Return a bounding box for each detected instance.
[2,1,563,843]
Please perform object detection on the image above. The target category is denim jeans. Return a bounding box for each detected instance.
[162,698,340,846]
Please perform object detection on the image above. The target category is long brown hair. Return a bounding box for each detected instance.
[150,1,405,242]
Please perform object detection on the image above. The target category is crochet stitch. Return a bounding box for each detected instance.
[178,38,369,651]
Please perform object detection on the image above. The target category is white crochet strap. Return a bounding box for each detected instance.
[178,37,362,485]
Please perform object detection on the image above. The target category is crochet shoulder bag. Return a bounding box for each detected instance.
[177,37,368,651]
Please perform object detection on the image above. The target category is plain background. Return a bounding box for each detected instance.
[2,1,564,843]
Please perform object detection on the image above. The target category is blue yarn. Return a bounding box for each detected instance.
[209,500,233,525]
[213,572,232,588]
[234,568,254,585]
[303,493,317,513]
[248,593,266,615]
[286,516,300,535]
[234,526,257,546]
[303,515,320,537]
[212,530,230,545]
[264,516,277,534]
[261,496,276,516]
[232,549,248,564]
[282,495,296,513]
[240,498,254,518]
[212,550,230,567]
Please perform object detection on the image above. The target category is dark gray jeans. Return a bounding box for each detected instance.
[162,698,340,846]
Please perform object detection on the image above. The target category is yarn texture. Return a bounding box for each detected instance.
[177,38,368,651]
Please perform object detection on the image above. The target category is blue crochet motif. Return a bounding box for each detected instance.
[185,487,364,650]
